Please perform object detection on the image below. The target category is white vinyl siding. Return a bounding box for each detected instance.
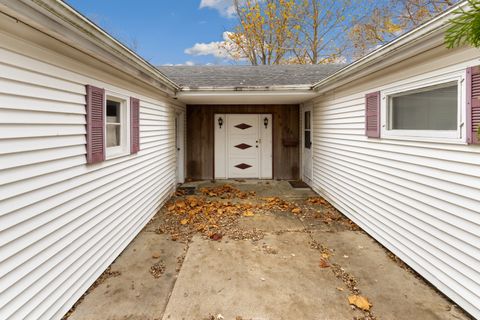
[308,51,480,318]
[0,42,184,320]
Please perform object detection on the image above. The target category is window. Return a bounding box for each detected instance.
[106,100,121,147]
[304,111,312,149]
[381,75,464,142]
[105,95,129,158]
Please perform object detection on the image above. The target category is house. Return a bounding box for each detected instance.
[158,65,344,181]
[0,0,478,319]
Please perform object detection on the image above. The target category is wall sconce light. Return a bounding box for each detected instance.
[218,117,224,129]
[264,117,269,129]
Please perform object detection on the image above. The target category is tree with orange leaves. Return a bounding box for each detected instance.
[224,0,460,64]
[349,0,457,58]
[224,0,299,65]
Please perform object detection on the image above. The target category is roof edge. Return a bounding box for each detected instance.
[312,0,468,92]
[0,0,180,93]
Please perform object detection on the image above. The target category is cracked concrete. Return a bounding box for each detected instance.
[68,233,186,320]
[67,180,471,320]
[162,232,364,320]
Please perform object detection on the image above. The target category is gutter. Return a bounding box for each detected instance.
[312,0,468,93]
[178,84,313,92]
[0,0,180,94]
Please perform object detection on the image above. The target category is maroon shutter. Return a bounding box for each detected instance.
[467,66,480,144]
[86,85,105,164]
[130,97,140,154]
[365,91,381,138]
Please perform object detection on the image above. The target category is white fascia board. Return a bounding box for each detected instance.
[180,84,313,92]
[176,88,316,105]
[0,0,179,94]
[312,0,468,93]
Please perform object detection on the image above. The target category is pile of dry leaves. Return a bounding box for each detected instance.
[155,185,360,244]
[260,197,299,213]
[199,184,256,199]
[155,185,302,242]
[156,195,252,241]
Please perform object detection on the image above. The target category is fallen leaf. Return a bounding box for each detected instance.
[321,252,330,259]
[210,233,223,241]
[336,287,344,291]
[348,295,372,311]
[243,211,255,217]
[180,219,188,225]
[319,258,330,268]
[291,208,302,214]
[176,201,186,209]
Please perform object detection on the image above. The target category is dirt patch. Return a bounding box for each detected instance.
[150,261,166,278]
[262,244,278,254]
[302,197,362,231]
[228,228,265,241]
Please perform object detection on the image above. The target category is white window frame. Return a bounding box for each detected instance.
[380,71,466,143]
[105,92,130,159]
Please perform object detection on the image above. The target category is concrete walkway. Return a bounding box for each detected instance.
[68,181,470,320]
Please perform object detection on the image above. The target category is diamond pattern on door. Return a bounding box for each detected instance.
[234,123,252,130]
[235,163,252,170]
[234,143,252,150]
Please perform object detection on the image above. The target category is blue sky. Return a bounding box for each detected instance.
[65,0,238,66]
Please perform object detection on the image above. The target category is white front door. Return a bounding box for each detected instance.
[302,106,313,184]
[228,114,259,178]
[214,114,272,179]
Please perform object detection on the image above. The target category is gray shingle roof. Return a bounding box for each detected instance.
[156,65,345,88]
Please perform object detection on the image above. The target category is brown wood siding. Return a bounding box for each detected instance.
[187,104,300,180]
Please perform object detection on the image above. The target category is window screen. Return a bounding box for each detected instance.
[389,82,457,130]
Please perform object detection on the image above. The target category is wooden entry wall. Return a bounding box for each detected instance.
[187,104,300,180]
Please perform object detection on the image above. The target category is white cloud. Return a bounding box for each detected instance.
[199,0,236,18]
[184,32,233,59]
[161,61,196,66]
